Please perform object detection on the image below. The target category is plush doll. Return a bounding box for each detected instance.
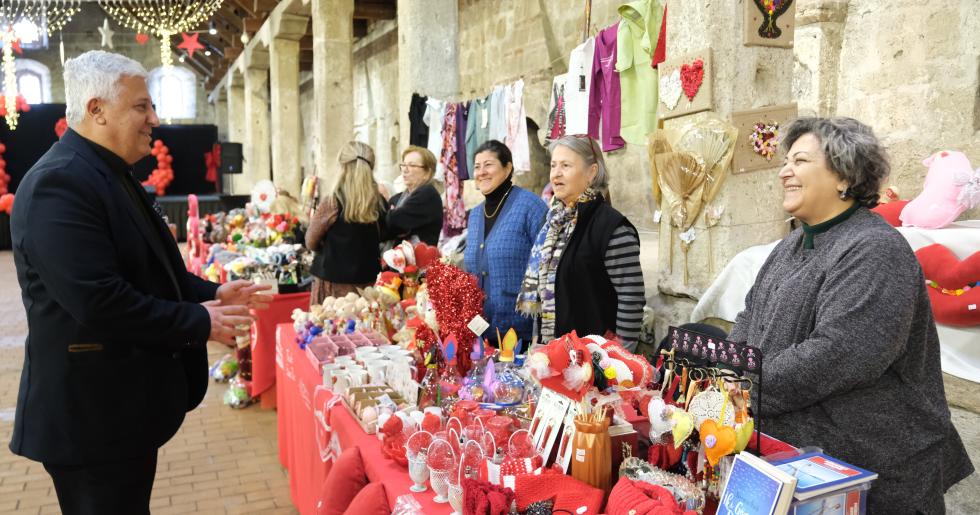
[527,332,594,401]
[900,151,979,229]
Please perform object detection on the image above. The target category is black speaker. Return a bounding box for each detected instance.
[220,142,243,175]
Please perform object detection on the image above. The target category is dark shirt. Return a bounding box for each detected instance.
[82,136,180,298]
[482,175,513,237]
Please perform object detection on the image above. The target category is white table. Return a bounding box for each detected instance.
[691,221,980,383]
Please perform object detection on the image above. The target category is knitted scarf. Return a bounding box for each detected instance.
[517,188,599,341]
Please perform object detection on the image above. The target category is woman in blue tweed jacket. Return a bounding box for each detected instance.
[465,140,547,345]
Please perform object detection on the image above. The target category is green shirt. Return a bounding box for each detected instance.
[616,0,664,145]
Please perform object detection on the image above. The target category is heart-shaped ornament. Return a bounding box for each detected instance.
[688,390,735,428]
[659,69,682,111]
[699,419,736,467]
[135,33,150,45]
[680,58,705,102]
[413,242,441,270]
[670,410,694,449]
[734,418,755,453]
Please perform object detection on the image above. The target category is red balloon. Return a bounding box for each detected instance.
[0,143,6,152]
[154,140,163,148]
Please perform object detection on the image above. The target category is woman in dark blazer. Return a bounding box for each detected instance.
[386,146,443,245]
[464,140,547,345]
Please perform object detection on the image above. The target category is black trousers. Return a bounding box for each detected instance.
[43,451,158,515]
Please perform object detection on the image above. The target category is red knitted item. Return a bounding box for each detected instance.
[606,477,696,515]
[515,472,605,514]
[462,477,514,515]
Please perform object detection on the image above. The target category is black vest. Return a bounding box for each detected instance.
[311,199,385,284]
[554,198,631,337]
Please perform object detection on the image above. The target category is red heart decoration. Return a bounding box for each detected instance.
[680,59,705,102]
[413,242,441,270]
[135,33,150,45]
[916,244,980,327]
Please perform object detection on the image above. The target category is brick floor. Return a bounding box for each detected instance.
[0,251,297,514]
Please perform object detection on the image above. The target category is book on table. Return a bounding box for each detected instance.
[772,452,877,501]
[718,451,798,515]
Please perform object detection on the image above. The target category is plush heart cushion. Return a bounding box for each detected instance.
[871,199,909,227]
[915,244,980,327]
[320,447,369,515]
[342,482,389,515]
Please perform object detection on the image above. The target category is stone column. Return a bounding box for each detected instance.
[794,0,848,117]
[653,1,796,334]
[244,46,272,190]
[269,12,310,197]
[395,0,459,183]
[311,0,354,185]
[226,70,247,194]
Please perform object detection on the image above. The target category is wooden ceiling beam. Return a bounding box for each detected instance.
[354,1,397,20]
[243,17,265,33]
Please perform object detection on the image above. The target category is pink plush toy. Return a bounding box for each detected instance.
[900,151,979,229]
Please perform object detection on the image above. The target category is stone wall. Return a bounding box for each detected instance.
[795,0,980,220]
[352,21,401,188]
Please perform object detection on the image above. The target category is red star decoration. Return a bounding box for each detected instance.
[11,38,22,55]
[177,32,204,58]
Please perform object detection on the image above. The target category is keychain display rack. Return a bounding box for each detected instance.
[663,325,764,456]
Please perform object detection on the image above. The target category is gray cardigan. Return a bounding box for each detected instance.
[730,207,973,513]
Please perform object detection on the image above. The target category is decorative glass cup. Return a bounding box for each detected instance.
[448,481,464,515]
[407,453,429,493]
[429,468,450,503]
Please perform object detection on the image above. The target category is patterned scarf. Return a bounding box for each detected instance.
[517,188,599,341]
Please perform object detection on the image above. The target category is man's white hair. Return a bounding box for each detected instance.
[64,50,147,127]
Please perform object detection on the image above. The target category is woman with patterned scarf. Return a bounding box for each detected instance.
[517,135,646,350]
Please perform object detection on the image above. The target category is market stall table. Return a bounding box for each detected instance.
[276,323,452,515]
[250,292,310,408]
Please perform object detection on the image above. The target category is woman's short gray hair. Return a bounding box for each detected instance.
[781,117,889,208]
[64,51,147,127]
[548,136,609,191]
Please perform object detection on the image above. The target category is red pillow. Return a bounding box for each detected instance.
[870,199,909,227]
[916,244,980,327]
[320,447,369,515]
[342,482,390,515]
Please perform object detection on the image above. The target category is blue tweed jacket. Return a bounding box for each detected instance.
[464,187,547,344]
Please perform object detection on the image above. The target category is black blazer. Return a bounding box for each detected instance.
[9,129,217,466]
[386,182,443,245]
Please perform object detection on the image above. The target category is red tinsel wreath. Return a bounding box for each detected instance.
[425,261,485,375]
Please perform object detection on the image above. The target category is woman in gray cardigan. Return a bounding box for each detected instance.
[728,117,972,513]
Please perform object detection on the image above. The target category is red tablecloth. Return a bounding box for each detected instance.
[276,324,452,515]
[251,292,310,398]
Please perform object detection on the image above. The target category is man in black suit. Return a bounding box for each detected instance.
[9,50,272,514]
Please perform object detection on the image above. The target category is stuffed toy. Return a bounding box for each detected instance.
[527,332,594,401]
[916,243,980,327]
[376,271,402,305]
[872,200,910,227]
[900,151,979,229]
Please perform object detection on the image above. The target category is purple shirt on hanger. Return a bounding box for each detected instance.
[588,23,626,152]
[456,102,470,181]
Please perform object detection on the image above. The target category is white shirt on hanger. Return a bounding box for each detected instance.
[424,98,446,181]
[563,37,595,136]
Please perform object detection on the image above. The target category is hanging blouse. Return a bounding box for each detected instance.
[488,85,508,142]
[440,103,467,237]
[547,73,568,141]
[424,98,447,181]
[563,37,595,136]
[588,24,626,152]
[506,80,531,173]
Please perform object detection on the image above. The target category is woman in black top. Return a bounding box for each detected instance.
[305,141,388,306]
[387,145,443,245]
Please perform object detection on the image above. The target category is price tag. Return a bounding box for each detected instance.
[575,449,586,462]
[468,315,489,336]
[481,106,489,129]
[653,210,662,223]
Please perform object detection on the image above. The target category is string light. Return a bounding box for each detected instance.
[98,0,224,67]
[2,29,18,130]
[0,1,80,130]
